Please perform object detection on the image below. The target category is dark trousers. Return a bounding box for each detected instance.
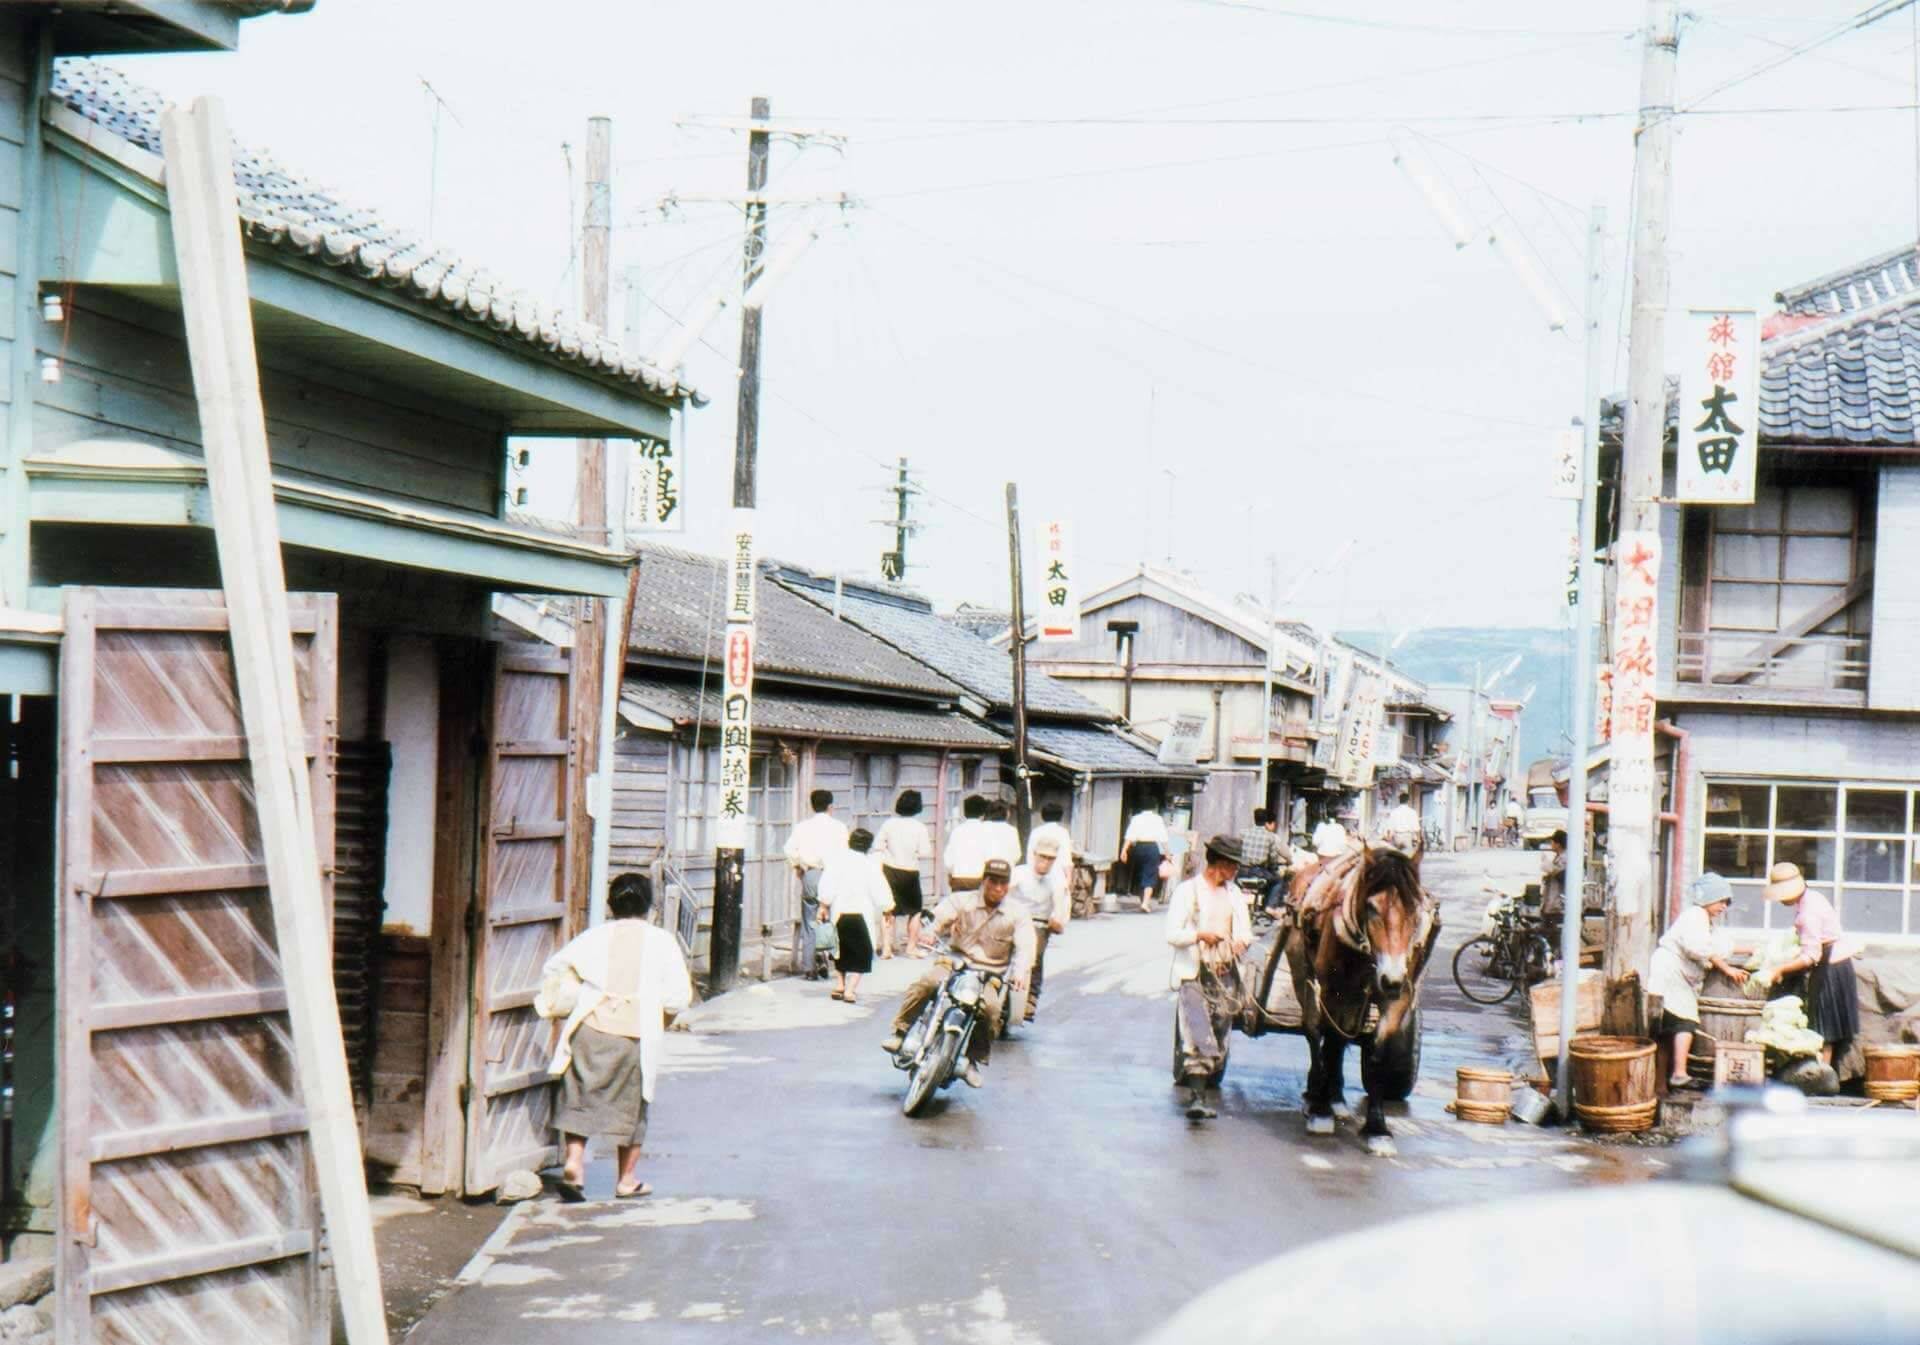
[1021,923,1053,1021]
[893,963,1007,1064]
[1175,963,1242,1085]
[797,868,823,974]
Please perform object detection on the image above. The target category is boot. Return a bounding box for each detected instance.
[1182,1075,1216,1120]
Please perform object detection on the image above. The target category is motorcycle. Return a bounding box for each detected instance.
[890,958,1006,1117]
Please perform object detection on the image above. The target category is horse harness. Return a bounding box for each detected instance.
[1297,857,1434,1042]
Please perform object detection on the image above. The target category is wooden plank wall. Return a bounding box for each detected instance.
[33,292,505,515]
[364,934,429,1189]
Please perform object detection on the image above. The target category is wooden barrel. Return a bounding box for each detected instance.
[1570,1035,1659,1133]
[1454,1066,1512,1124]
[1864,1044,1920,1102]
[1688,996,1764,1081]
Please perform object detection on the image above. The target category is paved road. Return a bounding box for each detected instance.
[407,851,1662,1344]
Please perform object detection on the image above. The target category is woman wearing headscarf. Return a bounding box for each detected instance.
[1648,872,1748,1091]
[1755,861,1861,1068]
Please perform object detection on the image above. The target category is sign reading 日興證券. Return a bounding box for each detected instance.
[1677,308,1759,505]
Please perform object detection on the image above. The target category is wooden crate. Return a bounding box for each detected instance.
[1714,1039,1767,1087]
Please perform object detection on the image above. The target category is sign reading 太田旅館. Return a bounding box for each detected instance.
[1036,520,1079,643]
[1677,308,1759,505]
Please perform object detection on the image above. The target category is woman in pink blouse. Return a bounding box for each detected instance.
[1758,861,1860,1067]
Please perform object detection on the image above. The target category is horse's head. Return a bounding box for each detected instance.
[1358,844,1427,997]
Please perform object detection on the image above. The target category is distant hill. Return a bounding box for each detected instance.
[1339,627,1574,769]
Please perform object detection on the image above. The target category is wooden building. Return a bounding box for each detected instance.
[0,25,688,1337]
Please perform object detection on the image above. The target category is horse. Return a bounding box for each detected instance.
[1282,844,1439,1157]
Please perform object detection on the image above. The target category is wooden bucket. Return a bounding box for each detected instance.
[1864,1044,1920,1102]
[1688,995,1763,1081]
[1570,1035,1659,1133]
[1454,1065,1512,1124]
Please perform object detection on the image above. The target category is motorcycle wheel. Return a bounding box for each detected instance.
[1452,935,1519,1005]
[903,1030,961,1117]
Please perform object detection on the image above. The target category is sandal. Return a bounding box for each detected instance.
[554,1177,586,1203]
[613,1182,652,1200]
[844,994,858,1006]
[829,989,845,1001]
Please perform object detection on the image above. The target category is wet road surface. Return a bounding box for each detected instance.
[405,851,1663,1343]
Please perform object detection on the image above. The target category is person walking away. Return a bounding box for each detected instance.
[784,789,850,980]
[1539,829,1570,927]
[1482,801,1503,849]
[984,800,1023,868]
[1648,873,1748,1091]
[1123,805,1171,914]
[875,790,934,959]
[1167,836,1250,1121]
[538,872,692,1201]
[1754,861,1861,1069]
[882,859,1034,1087]
[1006,835,1071,1025]
[1385,791,1421,852]
[1311,811,1349,863]
[819,828,893,1005]
[1236,807,1289,913]
[945,794,992,894]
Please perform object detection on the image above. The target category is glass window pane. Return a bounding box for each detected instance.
[1774,834,1836,882]
[1776,787,1838,833]
[1703,832,1769,879]
[1843,887,1906,935]
[1845,837,1906,884]
[1712,533,1778,580]
[1703,782,1771,830]
[1726,881,1768,931]
[1780,583,1844,631]
[1844,789,1907,835]
[1785,487,1853,534]
[1710,582,1779,631]
[1783,535,1852,583]
[1720,487,1783,532]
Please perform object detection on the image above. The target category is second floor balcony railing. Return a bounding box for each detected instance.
[1674,630,1870,698]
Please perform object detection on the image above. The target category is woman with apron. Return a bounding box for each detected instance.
[1757,861,1861,1069]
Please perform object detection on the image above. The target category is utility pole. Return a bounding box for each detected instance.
[1467,658,1482,847]
[710,97,772,995]
[1006,483,1033,845]
[882,456,915,582]
[1557,206,1609,1114]
[1260,553,1277,809]
[1609,1,1680,989]
[569,114,612,937]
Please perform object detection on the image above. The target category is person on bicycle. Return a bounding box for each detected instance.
[881,859,1033,1088]
[1236,808,1290,912]
[1384,791,1421,852]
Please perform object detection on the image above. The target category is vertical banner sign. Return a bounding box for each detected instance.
[1550,427,1582,500]
[626,434,684,533]
[1564,531,1582,609]
[1677,309,1759,504]
[1336,672,1383,787]
[1037,520,1079,642]
[1313,648,1352,772]
[1594,664,1614,744]
[718,509,756,849]
[1609,531,1661,917]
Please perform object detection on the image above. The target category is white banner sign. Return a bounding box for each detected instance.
[1036,519,1080,642]
[718,508,757,849]
[1609,531,1661,917]
[1677,308,1759,504]
[625,436,683,533]
[726,508,757,624]
[1549,426,1581,500]
[1157,712,1208,766]
[1336,671,1385,787]
[1319,648,1353,731]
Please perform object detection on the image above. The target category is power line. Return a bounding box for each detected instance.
[1180,1,1632,39]
[1683,1,1920,110]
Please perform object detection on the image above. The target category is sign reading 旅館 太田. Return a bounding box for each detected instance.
[1037,520,1079,642]
[1677,308,1759,505]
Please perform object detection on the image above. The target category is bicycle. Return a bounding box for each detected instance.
[1451,886,1554,1005]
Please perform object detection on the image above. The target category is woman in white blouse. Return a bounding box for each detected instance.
[874,790,935,958]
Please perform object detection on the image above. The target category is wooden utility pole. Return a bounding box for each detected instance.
[569,115,612,937]
[1608,1,1679,987]
[161,97,388,1345]
[710,97,772,994]
[1006,483,1032,844]
[1259,553,1277,808]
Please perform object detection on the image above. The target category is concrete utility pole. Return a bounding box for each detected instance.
[1006,483,1033,844]
[1260,553,1277,809]
[1609,1,1680,988]
[1467,658,1482,846]
[710,97,772,994]
[883,456,915,582]
[570,114,613,936]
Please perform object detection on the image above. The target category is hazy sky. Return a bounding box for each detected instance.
[119,1,1920,632]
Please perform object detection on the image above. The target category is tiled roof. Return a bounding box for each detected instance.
[629,546,964,699]
[1776,244,1920,319]
[1760,298,1920,447]
[49,60,687,402]
[620,676,1007,750]
[1024,721,1203,778]
[778,578,1111,720]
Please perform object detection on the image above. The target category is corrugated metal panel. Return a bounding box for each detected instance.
[57,588,336,1344]
[332,740,390,1117]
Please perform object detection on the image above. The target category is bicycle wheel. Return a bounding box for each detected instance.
[1452,935,1519,1005]
[1520,933,1556,987]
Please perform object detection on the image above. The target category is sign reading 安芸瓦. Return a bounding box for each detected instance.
[1036,519,1079,643]
[1677,308,1759,505]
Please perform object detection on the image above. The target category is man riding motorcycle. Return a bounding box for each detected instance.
[882,858,1034,1088]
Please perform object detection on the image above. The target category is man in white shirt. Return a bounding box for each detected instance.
[983,800,1023,868]
[1026,802,1074,881]
[1123,806,1172,913]
[1006,834,1072,1025]
[783,789,849,980]
[1166,835,1250,1121]
[944,794,992,892]
[1385,791,1421,852]
[1311,812,1350,862]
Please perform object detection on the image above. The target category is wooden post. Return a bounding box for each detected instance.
[1006,483,1032,844]
[160,98,388,1345]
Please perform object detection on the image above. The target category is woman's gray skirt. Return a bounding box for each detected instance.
[554,1022,648,1147]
